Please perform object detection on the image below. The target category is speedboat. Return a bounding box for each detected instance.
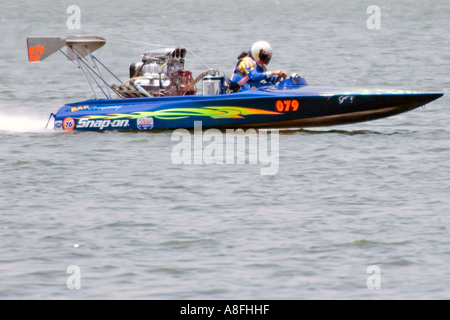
[27,36,443,132]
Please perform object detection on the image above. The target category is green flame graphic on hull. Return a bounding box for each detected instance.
[84,106,282,120]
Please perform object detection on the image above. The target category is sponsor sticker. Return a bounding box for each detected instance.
[63,117,75,131]
[76,118,130,130]
[70,105,89,112]
[54,120,63,130]
[137,117,154,130]
[87,106,122,111]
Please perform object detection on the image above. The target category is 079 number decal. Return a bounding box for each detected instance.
[28,46,45,62]
[276,99,299,112]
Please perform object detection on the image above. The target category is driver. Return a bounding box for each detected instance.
[229,41,287,92]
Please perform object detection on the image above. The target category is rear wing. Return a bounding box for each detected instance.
[27,35,106,62]
[26,35,121,100]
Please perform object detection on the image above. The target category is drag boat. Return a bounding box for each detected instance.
[27,36,443,132]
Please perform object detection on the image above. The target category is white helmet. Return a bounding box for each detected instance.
[250,41,273,68]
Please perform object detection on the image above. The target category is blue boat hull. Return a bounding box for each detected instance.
[53,83,443,132]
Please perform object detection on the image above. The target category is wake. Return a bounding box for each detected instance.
[0,112,53,134]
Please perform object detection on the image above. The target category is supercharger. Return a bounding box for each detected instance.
[129,47,196,97]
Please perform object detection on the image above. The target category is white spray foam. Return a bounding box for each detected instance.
[0,112,53,134]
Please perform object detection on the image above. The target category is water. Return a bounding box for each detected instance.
[1,0,449,299]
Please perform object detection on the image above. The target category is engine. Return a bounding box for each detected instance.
[128,47,196,97]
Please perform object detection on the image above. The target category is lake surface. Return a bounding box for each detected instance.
[0,0,449,299]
